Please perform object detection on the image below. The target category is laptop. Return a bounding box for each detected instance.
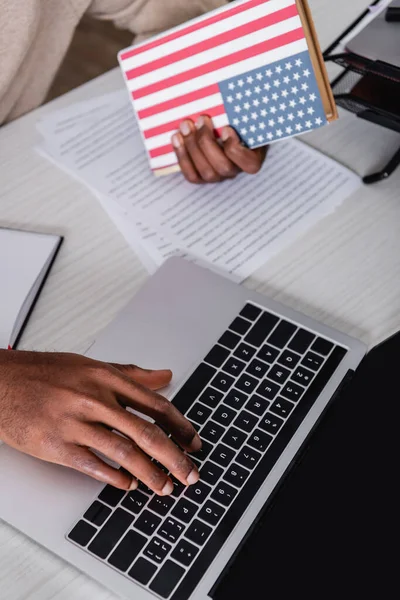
[346,1,400,69]
[0,256,385,599]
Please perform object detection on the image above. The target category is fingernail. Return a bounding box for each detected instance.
[221,127,231,142]
[161,480,174,495]
[129,478,138,491]
[180,121,192,136]
[196,116,205,130]
[172,133,182,149]
[187,468,200,486]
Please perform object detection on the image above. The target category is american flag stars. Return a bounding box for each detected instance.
[220,51,328,147]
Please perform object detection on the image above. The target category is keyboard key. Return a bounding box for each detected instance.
[171,476,185,498]
[83,501,111,526]
[224,389,248,410]
[68,520,96,547]
[224,463,250,488]
[248,429,273,452]
[184,481,212,504]
[172,539,199,567]
[144,537,172,564]
[240,304,262,321]
[259,413,284,435]
[311,337,334,356]
[270,398,295,418]
[171,498,198,523]
[129,557,157,585]
[222,426,247,450]
[185,519,212,546]
[278,350,301,369]
[257,344,279,364]
[88,509,134,559]
[281,381,304,402]
[172,363,216,414]
[236,373,258,394]
[268,320,297,348]
[149,560,185,598]
[237,446,262,470]
[134,510,162,536]
[187,402,212,425]
[245,312,279,347]
[121,491,148,515]
[190,439,213,462]
[229,316,252,335]
[268,364,291,385]
[158,517,185,544]
[201,420,225,444]
[233,342,257,362]
[98,485,125,507]
[233,410,258,433]
[108,530,147,572]
[256,379,280,400]
[219,330,241,350]
[157,517,185,544]
[288,329,315,354]
[198,387,223,409]
[148,495,175,517]
[210,443,235,468]
[211,482,238,507]
[292,366,315,386]
[246,358,269,379]
[213,405,236,427]
[201,461,224,486]
[222,357,246,377]
[198,500,225,526]
[301,351,324,371]
[204,344,230,368]
[211,372,235,393]
[245,395,270,417]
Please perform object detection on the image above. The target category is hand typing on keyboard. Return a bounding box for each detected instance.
[0,350,201,494]
[67,304,344,598]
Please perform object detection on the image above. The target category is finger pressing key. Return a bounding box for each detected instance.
[83,425,177,495]
[92,408,200,491]
[105,366,202,453]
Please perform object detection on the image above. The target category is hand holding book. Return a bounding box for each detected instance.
[119,0,336,176]
[170,115,268,183]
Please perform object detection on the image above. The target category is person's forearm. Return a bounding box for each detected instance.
[87,0,229,40]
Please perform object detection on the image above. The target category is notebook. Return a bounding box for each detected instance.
[118,0,337,175]
[0,228,63,349]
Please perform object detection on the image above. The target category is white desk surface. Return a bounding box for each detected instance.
[1,1,400,598]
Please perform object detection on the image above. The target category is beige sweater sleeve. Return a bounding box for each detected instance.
[87,0,229,42]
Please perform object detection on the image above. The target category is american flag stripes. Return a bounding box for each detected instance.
[118,0,328,173]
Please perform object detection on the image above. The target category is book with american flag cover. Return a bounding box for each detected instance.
[118,0,337,176]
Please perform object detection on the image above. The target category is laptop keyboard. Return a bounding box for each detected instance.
[67,303,346,599]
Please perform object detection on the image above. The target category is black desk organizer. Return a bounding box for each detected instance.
[323,3,400,184]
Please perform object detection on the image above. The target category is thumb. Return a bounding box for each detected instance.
[110,364,172,390]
